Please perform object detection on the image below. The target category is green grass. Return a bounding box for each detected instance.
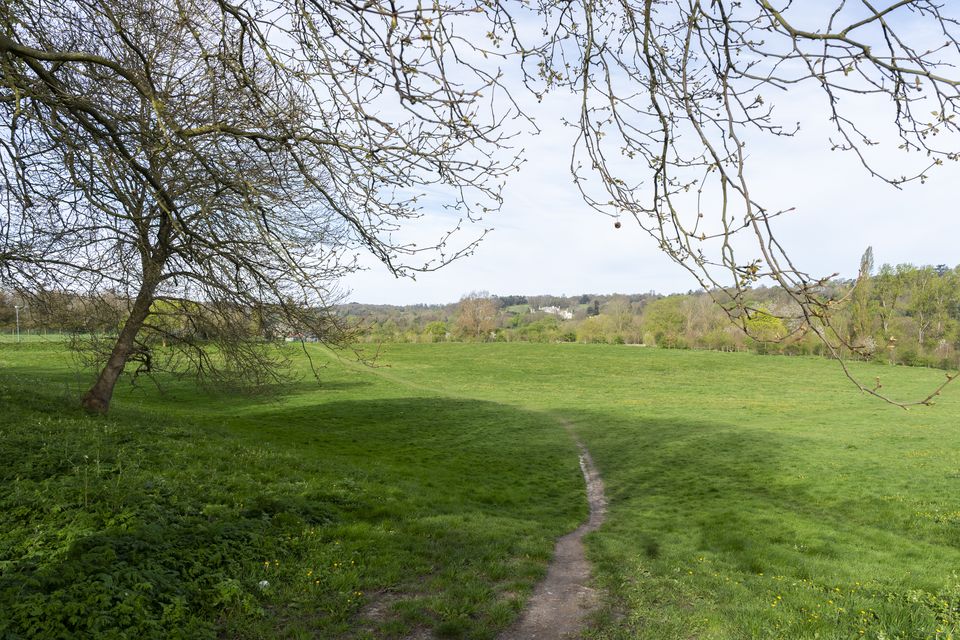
[0,342,583,639]
[0,331,71,343]
[503,305,530,314]
[3,342,960,639]
[368,344,960,640]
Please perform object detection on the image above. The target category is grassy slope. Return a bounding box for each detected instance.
[0,342,584,639]
[370,343,960,640]
[3,341,960,639]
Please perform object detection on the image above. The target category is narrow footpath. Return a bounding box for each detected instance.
[318,348,611,639]
[498,438,607,640]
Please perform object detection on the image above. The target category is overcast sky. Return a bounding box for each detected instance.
[342,5,960,306]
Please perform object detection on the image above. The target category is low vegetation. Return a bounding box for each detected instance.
[374,344,960,640]
[0,342,583,639]
[2,341,959,639]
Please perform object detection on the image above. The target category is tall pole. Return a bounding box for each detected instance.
[14,305,20,343]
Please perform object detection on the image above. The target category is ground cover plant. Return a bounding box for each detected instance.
[3,340,960,638]
[0,341,584,639]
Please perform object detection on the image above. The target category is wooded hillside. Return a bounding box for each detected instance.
[341,264,960,369]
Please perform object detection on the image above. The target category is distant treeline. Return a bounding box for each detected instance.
[342,264,960,369]
[0,290,318,343]
[6,264,960,370]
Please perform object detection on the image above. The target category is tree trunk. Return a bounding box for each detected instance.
[80,277,158,414]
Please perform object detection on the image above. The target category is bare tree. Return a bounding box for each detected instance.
[3,0,960,411]
[455,291,499,341]
[0,0,520,412]
[527,0,960,406]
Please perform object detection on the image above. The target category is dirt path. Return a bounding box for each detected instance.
[315,350,610,638]
[498,438,607,640]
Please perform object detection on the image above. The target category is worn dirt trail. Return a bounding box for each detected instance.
[317,349,609,639]
[498,436,607,640]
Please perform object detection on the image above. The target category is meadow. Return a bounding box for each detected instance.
[1,341,959,639]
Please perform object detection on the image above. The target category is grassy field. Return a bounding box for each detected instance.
[372,344,960,640]
[0,331,71,343]
[0,342,584,639]
[2,342,960,639]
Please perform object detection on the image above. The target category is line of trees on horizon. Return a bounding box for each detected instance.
[6,262,960,372]
[344,263,960,370]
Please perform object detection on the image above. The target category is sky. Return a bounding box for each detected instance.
[342,3,960,306]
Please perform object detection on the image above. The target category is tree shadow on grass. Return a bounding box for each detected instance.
[0,360,375,422]
[0,390,584,640]
[558,409,805,569]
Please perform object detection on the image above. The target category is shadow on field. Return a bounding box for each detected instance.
[217,395,589,524]
[0,375,585,639]
[555,408,833,575]
[0,345,373,411]
[539,402,960,639]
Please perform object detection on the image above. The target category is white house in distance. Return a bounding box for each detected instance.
[538,306,574,320]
